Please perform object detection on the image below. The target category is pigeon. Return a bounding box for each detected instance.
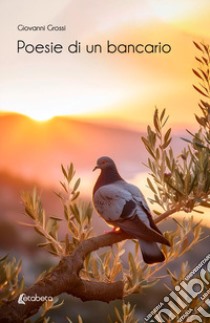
[92,156,170,264]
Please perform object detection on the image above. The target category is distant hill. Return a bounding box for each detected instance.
[0,112,186,186]
[0,113,146,185]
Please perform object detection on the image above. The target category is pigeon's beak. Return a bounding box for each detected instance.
[92,165,99,172]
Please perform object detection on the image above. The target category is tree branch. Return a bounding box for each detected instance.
[154,207,179,224]
[0,208,176,322]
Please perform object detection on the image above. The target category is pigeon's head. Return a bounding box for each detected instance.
[93,156,116,171]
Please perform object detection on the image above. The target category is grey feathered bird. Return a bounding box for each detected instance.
[93,156,170,264]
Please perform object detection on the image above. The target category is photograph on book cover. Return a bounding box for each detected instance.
[0,1,209,322]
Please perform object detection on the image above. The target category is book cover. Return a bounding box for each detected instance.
[0,1,209,322]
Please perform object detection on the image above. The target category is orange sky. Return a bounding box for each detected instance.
[0,0,210,129]
[0,1,210,232]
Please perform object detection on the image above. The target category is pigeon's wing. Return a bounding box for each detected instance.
[93,184,133,221]
[118,181,163,235]
[111,181,168,243]
[120,182,151,212]
[115,215,170,245]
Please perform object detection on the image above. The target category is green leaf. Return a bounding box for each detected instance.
[162,115,169,128]
[147,178,157,194]
[128,252,137,281]
[61,164,68,179]
[198,68,209,82]
[153,109,160,132]
[114,307,123,323]
[60,181,68,193]
[68,163,75,182]
[160,108,166,122]
[141,137,156,158]
[202,56,208,65]
[72,178,81,193]
[195,115,206,127]
[50,216,62,221]
[37,242,51,248]
[193,41,204,52]
[0,254,8,262]
[78,315,83,323]
[71,191,80,201]
[193,85,209,98]
[181,137,192,144]
[164,128,171,144]
[195,56,203,64]
[202,43,209,55]
[161,137,171,149]
[192,68,203,80]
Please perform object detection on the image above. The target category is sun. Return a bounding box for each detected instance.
[1,88,124,122]
[29,114,53,122]
[26,110,55,122]
[1,106,56,122]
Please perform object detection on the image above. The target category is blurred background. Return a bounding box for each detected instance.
[0,0,210,321]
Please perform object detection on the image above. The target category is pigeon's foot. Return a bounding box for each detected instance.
[104,226,121,234]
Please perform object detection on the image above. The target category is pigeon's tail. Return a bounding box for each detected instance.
[139,240,165,264]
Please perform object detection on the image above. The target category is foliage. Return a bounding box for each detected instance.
[0,255,24,304]
[109,302,138,323]
[81,241,124,283]
[140,39,210,323]
[141,42,209,216]
[142,108,209,214]
[26,298,65,323]
[21,163,93,257]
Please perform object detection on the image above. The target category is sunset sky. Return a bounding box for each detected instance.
[0,0,209,212]
[0,1,209,239]
[0,0,210,128]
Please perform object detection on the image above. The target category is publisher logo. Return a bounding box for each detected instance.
[18,293,26,305]
[18,293,53,305]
